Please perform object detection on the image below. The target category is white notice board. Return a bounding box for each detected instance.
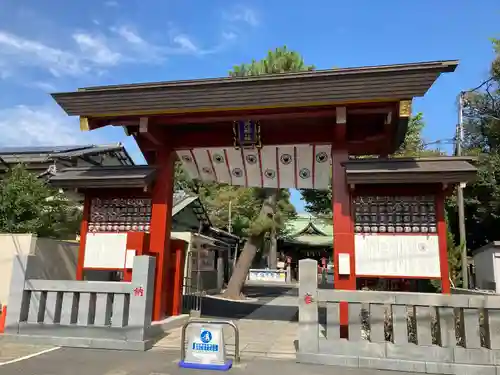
[84,233,128,269]
[355,234,440,278]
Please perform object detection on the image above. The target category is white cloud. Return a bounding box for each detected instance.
[0,103,146,164]
[0,105,93,146]
[73,33,122,66]
[222,31,237,41]
[29,81,58,92]
[0,31,87,77]
[173,35,199,53]
[0,19,231,82]
[111,26,145,45]
[224,6,259,27]
[104,0,119,7]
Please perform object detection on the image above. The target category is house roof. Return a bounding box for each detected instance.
[0,143,134,175]
[51,60,458,117]
[48,165,155,189]
[343,157,477,185]
[172,190,211,227]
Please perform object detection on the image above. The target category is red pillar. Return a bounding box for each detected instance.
[76,194,91,280]
[171,240,186,316]
[436,191,451,293]
[331,149,356,337]
[148,149,175,321]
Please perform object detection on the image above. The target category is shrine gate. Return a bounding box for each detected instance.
[50,59,476,328]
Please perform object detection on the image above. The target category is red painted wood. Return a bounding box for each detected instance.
[93,103,395,129]
[171,239,186,316]
[356,274,442,280]
[167,124,388,155]
[148,149,175,321]
[124,232,149,282]
[436,191,451,293]
[331,149,356,338]
[77,195,91,280]
[0,306,6,333]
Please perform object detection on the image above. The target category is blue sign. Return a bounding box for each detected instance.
[233,120,261,149]
[192,343,219,352]
[200,330,212,343]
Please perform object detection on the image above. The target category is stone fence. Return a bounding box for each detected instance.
[297,258,500,375]
[2,254,159,351]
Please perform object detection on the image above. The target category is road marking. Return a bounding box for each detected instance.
[0,346,60,366]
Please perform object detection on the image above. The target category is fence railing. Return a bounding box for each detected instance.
[297,258,500,374]
[3,254,159,351]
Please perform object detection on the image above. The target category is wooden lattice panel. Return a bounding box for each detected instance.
[88,197,152,233]
[353,195,437,234]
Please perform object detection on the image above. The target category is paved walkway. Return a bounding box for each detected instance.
[154,292,298,360]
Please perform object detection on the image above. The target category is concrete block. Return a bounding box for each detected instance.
[319,339,386,358]
[111,293,129,328]
[296,352,359,368]
[60,292,77,325]
[454,347,493,365]
[44,291,62,324]
[358,357,426,373]
[94,293,113,326]
[77,292,92,326]
[386,342,454,363]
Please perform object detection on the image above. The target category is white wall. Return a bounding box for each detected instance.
[470,242,500,292]
[0,234,78,307]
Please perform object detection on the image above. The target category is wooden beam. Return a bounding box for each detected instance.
[139,117,149,133]
[336,107,347,124]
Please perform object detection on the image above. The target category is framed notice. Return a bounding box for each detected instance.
[84,233,128,269]
[355,234,440,278]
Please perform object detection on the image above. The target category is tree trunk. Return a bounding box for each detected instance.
[222,191,277,299]
[268,230,277,269]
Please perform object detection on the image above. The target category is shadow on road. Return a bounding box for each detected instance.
[200,284,298,321]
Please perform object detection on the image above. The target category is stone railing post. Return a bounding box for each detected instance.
[298,258,319,353]
[4,254,38,333]
[126,256,156,340]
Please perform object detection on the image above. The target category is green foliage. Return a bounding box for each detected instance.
[300,113,440,216]
[0,164,82,239]
[450,38,500,251]
[229,46,315,77]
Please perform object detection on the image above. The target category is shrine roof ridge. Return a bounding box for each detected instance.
[343,156,477,185]
[63,60,458,93]
[344,156,477,164]
[51,59,459,118]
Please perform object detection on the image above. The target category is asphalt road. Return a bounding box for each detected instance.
[0,347,420,375]
[201,284,298,320]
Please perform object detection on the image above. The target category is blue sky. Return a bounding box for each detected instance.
[0,0,498,212]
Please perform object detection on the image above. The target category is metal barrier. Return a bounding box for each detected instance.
[180,319,240,363]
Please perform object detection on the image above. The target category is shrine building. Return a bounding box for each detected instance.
[50,60,477,324]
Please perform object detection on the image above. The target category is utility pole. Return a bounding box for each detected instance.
[456,91,468,288]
